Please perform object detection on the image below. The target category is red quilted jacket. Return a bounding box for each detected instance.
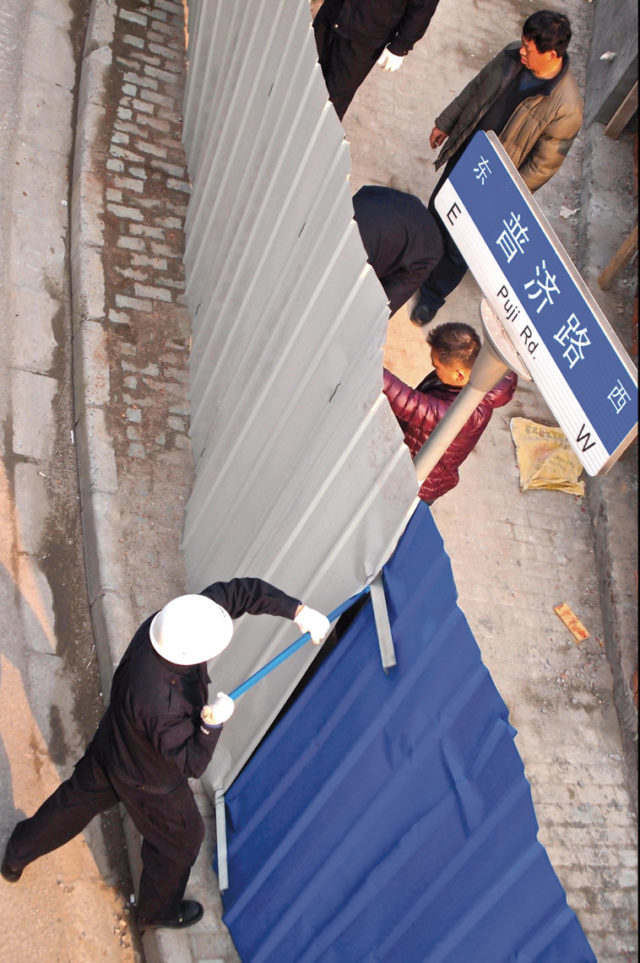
[383,367,517,502]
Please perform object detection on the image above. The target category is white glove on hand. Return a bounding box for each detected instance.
[377,49,403,72]
[294,605,331,645]
[201,692,235,726]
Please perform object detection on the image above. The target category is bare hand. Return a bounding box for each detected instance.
[430,126,448,150]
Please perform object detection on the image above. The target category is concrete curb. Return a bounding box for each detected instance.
[70,0,135,697]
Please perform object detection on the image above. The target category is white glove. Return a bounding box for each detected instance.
[377,49,403,72]
[294,605,331,645]
[201,692,234,726]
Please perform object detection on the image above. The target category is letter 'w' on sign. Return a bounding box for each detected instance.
[434,130,638,476]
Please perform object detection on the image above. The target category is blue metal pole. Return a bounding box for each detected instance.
[228,586,371,701]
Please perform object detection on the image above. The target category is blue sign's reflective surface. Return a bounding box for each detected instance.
[435,130,637,475]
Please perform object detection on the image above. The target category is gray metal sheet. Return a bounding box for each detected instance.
[182,0,418,791]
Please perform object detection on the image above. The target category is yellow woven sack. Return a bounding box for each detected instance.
[509,417,585,495]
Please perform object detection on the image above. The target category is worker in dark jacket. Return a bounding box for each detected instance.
[1,580,330,930]
[411,10,583,326]
[314,0,441,119]
[353,185,443,315]
[384,323,517,501]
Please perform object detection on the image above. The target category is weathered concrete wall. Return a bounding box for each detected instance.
[584,0,638,127]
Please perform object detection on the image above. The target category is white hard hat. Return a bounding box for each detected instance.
[149,594,233,665]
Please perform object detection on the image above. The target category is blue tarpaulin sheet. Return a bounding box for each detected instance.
[220,503,596,962]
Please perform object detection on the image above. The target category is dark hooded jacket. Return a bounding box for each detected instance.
[91,578,300,793]
[384,368,518,501]
[319,0,440,56]
[353,186,444,314]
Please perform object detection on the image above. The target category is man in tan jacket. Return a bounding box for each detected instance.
[411,9,583,326]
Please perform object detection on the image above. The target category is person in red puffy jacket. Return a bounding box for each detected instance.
[383,322,517,502]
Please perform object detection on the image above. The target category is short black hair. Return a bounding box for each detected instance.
[523,10,572,57]
[426,322,481,369]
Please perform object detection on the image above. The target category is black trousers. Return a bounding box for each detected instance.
[6,748,205,922]
[418,154,469,311]
[313,5,386,120]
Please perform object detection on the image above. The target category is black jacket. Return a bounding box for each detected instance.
[91,578,300,793]
[320,0,440,56]
[353,185,443,313]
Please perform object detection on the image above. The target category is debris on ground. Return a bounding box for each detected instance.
[553,602,591,642]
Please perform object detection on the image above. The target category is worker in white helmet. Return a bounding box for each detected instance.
[1,578,330,930]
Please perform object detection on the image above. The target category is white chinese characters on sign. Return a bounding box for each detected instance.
[554,313,591,369]
[524,259,560,314]
[473,155,492,185]
[496,211,530,264]
[607,379,631,414]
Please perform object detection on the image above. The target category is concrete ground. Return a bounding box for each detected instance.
[352,2,638,960]
[2,0,636,962]
[0,0,139,960]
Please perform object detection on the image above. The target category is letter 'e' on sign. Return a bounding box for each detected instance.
[434,130,638,476]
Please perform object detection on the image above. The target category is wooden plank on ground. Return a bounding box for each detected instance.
[604,81,638,140]
[598,224,638,290]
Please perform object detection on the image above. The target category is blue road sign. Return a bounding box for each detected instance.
[434,130,638,475]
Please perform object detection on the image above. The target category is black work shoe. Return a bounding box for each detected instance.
[410,300,438,327]
[1,842,23,883]
[138,900,204,930]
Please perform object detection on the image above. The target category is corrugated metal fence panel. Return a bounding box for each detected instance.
[221,503,596,963]
[181,0,418,791]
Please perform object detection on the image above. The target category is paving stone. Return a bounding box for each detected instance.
[109,144,145,162]
[123,33,144,50]
[134,282,172,302]
[140,88,175,108]
[116,265,147,281]
[144,63,179,83]
[13,463,49,555]
[109,309,132,324]
[117,236,145,251]
[18,73,74,155]
[122,69,158,90]
[148,41,182,61]
[119,9,147,27]
[129,223,165,239]
[131,50,163,68]
[132,96,154,114]
[115,294,152,311]
[10,284,59,372]
[21,9,75,88]
[11,369,57,460]
[136,139,168,158]
[167,177,190,192]
[138,113,171,133]
[130,253,167,269]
